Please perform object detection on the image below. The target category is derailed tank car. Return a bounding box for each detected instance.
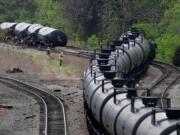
[0,22,68,47]
[25,24,43,46]
[38,27,67,47]
[0,22,17,40]
[0,22,17,30]
[14,22,31,42]
[83,30,180,135]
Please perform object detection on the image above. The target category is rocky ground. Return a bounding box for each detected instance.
[167,79,180,107]
[139,65,180,107]
[3,73,89,135]
[0,83,39,135]
[139,65,163,89]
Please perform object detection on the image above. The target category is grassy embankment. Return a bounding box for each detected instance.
[25,52,80,75]
[0,46,80,76]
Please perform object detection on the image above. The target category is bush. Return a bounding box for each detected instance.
[73,36,85,48]
[156,34,180,63]
[87,34,99,48]
[132,22,159,39]
[173,46,180,66]
[0,30,7,41]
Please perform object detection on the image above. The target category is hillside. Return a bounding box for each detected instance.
[0,0,179,64]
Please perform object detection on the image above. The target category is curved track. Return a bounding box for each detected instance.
[149,61,180,107]
[0,76,67,135]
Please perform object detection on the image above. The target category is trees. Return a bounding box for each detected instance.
[61,0,103,38]
[0,0,179,63]
[0,0,36,22]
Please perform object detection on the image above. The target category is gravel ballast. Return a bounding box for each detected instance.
[0,83,40,135]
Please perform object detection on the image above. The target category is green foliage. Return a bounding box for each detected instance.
[0,0,72,37]
[132,0,164,23]
[132,23,159,39]
[156,1,180,63]
[134,1,180,64]
[33,0,73,38]
[0,0,36,22]
[74,36,86,48]
[156,34,180,63]
[24,51,79,74]
[34,0,62,25]
[0,30,7,41]
[17,9,31,21]
[87,35,100,48]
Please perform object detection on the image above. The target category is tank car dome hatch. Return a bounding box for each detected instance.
[128,34,137,40]
[99,65,111,72]
[99,53,110,59]
[38,27,67,47]
[131,31,140,38]
[109,40,123,50]
[103,71,116,79]
[111,77,128,87]
[97,59,109,65]
[141,97,159,107]
[0,22,17,30]
[27,24,43,34]
[165,108,180,119]
[126,88,137,98]
[122,37,129,44]
[128,29,140,38]
[101,49,113,54]
[15,22,31,32]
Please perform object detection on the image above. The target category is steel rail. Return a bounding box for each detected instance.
[149,61,169,90]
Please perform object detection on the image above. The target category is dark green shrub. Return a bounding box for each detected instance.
[87,35,100,48]
[173,46,180,66]
[0,30,7,41]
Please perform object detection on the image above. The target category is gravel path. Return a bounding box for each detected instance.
[0,83,40,135]
[139,65,163,89]
[167,79,180,107]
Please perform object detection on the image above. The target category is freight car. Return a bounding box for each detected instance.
[38,27,67,47]
[83,30,180,135]
[0,22,17,40]
[25,24,43,46]
[14,22,31,42]
[0,22,68,47]
[0,22,17,30]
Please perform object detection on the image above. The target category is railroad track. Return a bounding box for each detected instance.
[59,46,92,59]
[149,61,180,107]
[0,76,67,135]
[0,42,92,59]
[28,44,93,59]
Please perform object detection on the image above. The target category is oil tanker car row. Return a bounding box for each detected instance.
[83,30,180,135]
[0,22,67,47]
